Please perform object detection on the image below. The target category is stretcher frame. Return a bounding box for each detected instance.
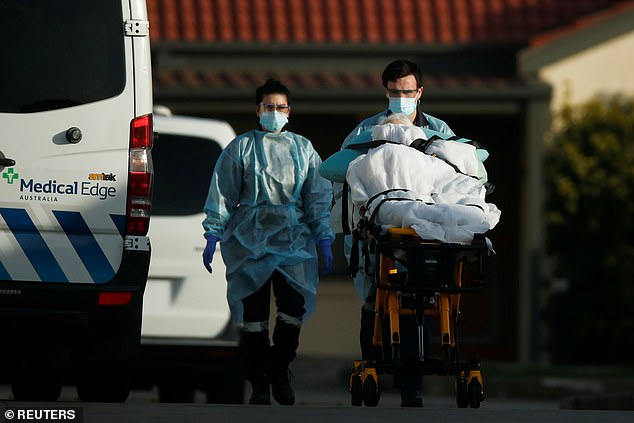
[349,227,488,408]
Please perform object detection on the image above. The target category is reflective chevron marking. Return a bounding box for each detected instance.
[0,207,124,283]
[0,207,67,282]
[52,210,115,283]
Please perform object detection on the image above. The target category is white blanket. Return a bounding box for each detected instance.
[346,143,500,244]
[371,123,482,178]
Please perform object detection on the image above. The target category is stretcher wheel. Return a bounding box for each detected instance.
[456,377,468,408]
[468,379,483,408]
[362,376,380,407]
[350,374,363,407]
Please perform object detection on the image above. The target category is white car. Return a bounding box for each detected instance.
[134,110,244,403]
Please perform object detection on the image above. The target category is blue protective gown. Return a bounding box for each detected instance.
[203,129,334,322]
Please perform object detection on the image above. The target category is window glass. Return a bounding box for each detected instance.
[0,0,125,113]
[151,134,222,216]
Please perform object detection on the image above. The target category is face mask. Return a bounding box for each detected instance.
[388,97,418,116]
[259,111,288,132]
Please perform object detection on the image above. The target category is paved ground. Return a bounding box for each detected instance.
[295,277,634,410]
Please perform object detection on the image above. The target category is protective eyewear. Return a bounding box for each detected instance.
[259,103,290,112]
[386,88,420,96]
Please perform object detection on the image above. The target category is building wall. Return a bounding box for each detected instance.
[538,31,634,112]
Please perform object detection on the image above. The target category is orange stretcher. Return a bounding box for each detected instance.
[349,227,489,408]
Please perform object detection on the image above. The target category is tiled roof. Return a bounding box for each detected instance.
[153,69,522,92]
[147,0,627,45]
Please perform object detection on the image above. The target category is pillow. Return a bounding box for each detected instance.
[318,149,364,183]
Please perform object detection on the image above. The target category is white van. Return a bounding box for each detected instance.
[0,0,153,402]
[134,110,244,403]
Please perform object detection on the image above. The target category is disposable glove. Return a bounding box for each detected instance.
[203,235,219,273]
[318,238,333,276]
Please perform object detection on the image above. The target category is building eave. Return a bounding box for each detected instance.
[518,2,634,76]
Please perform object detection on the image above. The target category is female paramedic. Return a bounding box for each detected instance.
[201,78,335,406]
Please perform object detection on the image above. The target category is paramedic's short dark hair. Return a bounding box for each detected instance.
[256,78,291,104]
[382,59,423,88]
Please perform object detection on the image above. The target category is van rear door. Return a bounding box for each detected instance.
[0,0,138,284]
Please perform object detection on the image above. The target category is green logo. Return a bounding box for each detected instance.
[2,168,19,184]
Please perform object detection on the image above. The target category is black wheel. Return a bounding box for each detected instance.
[468,379,483,408]
[10,344,65,401]
[350,374,363,406]
[206,370,245,404]
[456,377,468,408]
[362,375,380,407]
[159,383,196,403]
[156,370,197,403]
[11,370,62,402]
[76,361,130,403]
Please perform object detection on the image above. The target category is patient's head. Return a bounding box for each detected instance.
[373,114,426,145]
[378,113,412,126]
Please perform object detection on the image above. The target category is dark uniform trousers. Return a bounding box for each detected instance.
[242,270,305,382]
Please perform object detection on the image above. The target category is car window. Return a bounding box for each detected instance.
[0,0,125,113]
[152,133,223,216]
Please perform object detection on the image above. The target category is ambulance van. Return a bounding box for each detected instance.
[0,0,153,402]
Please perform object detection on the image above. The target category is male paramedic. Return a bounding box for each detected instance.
[202,78,334,406]
[339,59,457,408]
[341,58,455,149]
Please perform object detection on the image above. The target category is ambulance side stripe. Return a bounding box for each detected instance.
[0,208,68,282]
[52,211,115,283]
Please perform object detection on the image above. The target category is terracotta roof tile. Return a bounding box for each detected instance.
[234,0,253,42]
[306,0,327,42]
[197,0,216,41]
[147,0,629,44]
[530,0,634,47]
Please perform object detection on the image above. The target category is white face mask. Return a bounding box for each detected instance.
[259,111,288,132]
[388,97,418,116]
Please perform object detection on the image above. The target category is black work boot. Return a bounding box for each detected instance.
[271,321,300,405]
[400,387,423,407]
[401,395,424,407]
[247,373,271,405]
[243,330,271,405]
[270,358,294,405]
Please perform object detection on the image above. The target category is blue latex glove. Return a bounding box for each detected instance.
[318,238,333,276]
[203,235,219,273]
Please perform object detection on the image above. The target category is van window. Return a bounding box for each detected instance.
[0,0,125,113]
[152,134,223,216]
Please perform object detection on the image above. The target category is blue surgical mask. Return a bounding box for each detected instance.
[259,111,288,132]
[388,97,418,116]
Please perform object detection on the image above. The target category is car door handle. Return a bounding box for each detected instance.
[0,158,15,166]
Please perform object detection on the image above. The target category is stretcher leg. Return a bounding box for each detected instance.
[349,360,380,407]
[387,291,401,358]
[455,364,485,408]
[439,292,451,348]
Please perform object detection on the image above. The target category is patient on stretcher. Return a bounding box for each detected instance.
[341,114,501,244]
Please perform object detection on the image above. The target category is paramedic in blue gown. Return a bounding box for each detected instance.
[340,59,457,408]
[202,78,334,406]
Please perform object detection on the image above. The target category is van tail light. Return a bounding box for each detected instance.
[98,292,133,306]
[127,114,153,236]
